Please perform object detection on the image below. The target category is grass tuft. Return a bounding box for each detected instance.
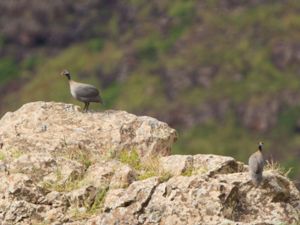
[70,186,108,220]
[88,187,108,214]
[181,167,194,176]
[11,148,24,159]
[117,149,172,182]
[42,168,84,192]
[0,152,5,161]
[57,147,93,170]
[118,149,141,170]
[265,159,293,177]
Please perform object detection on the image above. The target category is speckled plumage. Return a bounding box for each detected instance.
[61,70,103,112]
[248,142,264,187]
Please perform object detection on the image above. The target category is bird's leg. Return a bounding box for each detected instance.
[86,102,90,112]
[83,102,87,112]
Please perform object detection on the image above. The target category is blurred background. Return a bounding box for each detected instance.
[0,0,299,185]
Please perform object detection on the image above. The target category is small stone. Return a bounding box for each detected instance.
[110,165,136,189]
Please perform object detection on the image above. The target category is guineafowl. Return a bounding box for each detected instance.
[61,70,103,112]
[248,141,264,187]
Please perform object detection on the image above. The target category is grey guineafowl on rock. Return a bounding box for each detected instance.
[61,70,103,112]
[248,141,264,187]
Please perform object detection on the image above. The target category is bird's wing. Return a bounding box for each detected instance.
[249,152,264,174]
[74,84,100,98]
[248,155,259,174]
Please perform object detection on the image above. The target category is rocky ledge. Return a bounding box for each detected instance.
[0,102,299,225]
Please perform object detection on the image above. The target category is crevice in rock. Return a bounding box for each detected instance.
[135,181,160,224]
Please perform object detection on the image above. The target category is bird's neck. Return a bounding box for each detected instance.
[65,74,71,80]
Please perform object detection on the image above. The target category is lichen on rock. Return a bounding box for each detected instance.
[0,102,298,225]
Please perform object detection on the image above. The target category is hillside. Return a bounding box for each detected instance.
[0,1,300,181]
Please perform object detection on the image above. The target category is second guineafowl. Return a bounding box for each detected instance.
[248,141,264,187]
[61,70,103,112]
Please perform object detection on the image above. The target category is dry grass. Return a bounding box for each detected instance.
[265,159,293,177]
[55,147,93,170]
[42,168,85,192]
[10,148,24,159]
[117,149,172,181]
[70,187,108,220]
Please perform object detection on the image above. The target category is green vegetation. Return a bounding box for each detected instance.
[60,147,93,170]
[0,152,5,161]
[0,58,19,85]
[11,148,24,159]
[117,149,171,181]
[181,167,193,177]
[88,187,108,214]
[118,149,141,170]
[42,168,84,192]
[87,38,105,52]
[1,1,300,182]
[70,187,108,220]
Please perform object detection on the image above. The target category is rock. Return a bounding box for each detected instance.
[67,185,98,209]
[8,152,86,188]
[53,157,86,185]
[109,164,136,189]
[83,161,118,188]
[1,174,47,204]
[159,155,193,176]
[45,191,69,208]
[96,178,160,225]
[43,207,66,224]
[0,102,298,225]
[192,154,246,176]
[159,154,246,177]
[0,161,8,175]
[89,169,300,225]
[0,101,177,159]
[9,153,57,181]
[104,177,159,212]
[2,200,37,223]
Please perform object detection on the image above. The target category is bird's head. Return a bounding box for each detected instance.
[258,141,264,151]
[61,69,71,80]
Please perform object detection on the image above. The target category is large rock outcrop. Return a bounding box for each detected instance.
[0,101,177,159]
[0,102,299,225]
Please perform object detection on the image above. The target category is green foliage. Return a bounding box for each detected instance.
[0,35,5,48]
[136,38,158,61]
[117,150,172,181]
[2,0,300,183]
[70,187,108,220]
[64,148,92,169]
[158,172,172,183]
[0,152,5,161]
[22,55,40,71]
[181,167,193,176]
[116,73,167,112]
[102,83,122,108]
[0,58,19,85]
[11,148,24,159]
[87,38,105,52]
[42,168,84,192]
[118,149,141,170]
[168,0,196,23]
[88,187,108,214]
[276,107,300,135]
